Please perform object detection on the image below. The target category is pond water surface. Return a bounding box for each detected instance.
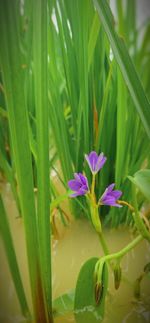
[0,184,150,323]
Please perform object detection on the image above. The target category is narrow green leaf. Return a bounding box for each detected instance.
[33,0,53,320]
[93,0,150,138]
[115,69,127,186]
[88,12,100,70]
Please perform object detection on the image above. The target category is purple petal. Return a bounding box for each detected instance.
[74,173,83,182]
[69,187,87,198]
[74,173,88,188]
[70,192,80,197]
[68,179,81,191]
[95,154,107,172]
[101,197,122,207]
[74,173,81,181]
[100,189,108,202]
[106,183,115,193]
[78,188,88,195]
[99,183,122,208]
[78,173,88,186]
[85,151,98,172]
[68,173,89,197]
[111,190,122,200]
[101,196,116,205]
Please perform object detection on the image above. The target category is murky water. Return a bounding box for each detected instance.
[0,184,150,323]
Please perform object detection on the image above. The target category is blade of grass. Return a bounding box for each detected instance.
[115,69,127,186]
[88,12,100,70]
[33,0,53,321]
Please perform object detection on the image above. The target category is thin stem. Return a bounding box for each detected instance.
[101,235,143,263]
[118,200,134,211]
[98,232,110,255]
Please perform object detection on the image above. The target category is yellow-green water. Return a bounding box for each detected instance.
[0,183,150,323]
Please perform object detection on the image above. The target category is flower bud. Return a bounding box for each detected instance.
[114,264,122,290]
[95,282,103,305]
[94,260,106,305]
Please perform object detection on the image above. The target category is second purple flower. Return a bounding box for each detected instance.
[85,151,107,174]
[68,173,89,197]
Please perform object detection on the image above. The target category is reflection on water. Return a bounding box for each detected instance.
[0,184,150,323]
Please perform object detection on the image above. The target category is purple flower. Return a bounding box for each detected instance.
[99,183,122,208]
[85,151,107,174]
[68,173,89,197]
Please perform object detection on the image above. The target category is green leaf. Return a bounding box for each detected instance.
[33,0,53,318]
[88,12,100,70]
[74,257,108,323]
[53,290,74,317]
[128,169,150,202]
[93,0,150,138]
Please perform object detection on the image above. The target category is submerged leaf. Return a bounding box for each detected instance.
[53,290,74,317]
[74,257,108,323]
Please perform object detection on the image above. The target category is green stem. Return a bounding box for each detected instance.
[98,232,110,255]
[88,174,102,233]
[91,173,96,199]
[90,204,102,233]
[100,235,143,264]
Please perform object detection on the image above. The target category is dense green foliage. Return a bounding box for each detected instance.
[0,0,150,322]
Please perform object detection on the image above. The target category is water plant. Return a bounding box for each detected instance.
[0,0,150,322]
[67,152,150,322]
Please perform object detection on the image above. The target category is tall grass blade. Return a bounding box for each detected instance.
[115,69,127,186]
[33,0,53,320]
